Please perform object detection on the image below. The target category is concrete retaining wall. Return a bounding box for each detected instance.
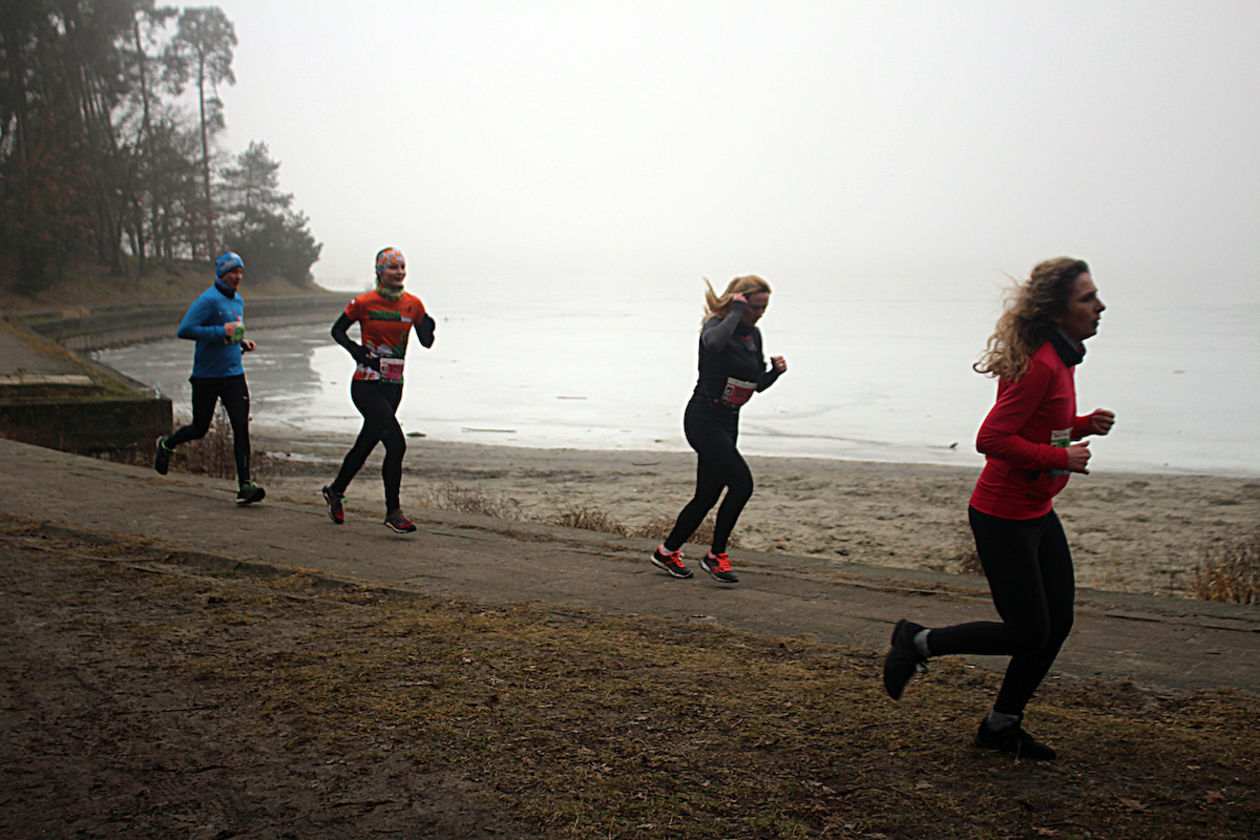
[0,393,173,454]
[5,293,342,455]
[27,293,344,351]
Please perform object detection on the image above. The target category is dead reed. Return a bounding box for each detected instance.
[546,503,629,535]
[100,409,273,482]
[414,482,523,520]
[1194,535,1259,604]
[626,512,735,548]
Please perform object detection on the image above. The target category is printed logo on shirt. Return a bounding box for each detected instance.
[368,310,403,321]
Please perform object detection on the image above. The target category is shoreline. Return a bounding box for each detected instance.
[253,425,1260,600]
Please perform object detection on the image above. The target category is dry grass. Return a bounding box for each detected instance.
[546,503,629,535]
[2,255,322,314]
[5,523,1257,840]
[1195,535,1260,604]
[627,513,737,549]
[414,481,523,520]
[410,484,737,549]
[177,410,275,482]
[100,408,274,482]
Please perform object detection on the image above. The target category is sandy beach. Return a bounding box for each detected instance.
[253,426,1259,600]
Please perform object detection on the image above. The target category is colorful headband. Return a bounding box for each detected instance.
[375,247,405,276]
[215,251,244,278]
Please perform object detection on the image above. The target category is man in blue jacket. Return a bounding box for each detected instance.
[154,251,265,504]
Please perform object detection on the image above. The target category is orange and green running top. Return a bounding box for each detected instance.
[344,289,426,382]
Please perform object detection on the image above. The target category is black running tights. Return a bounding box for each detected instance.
[927,506,1076,716]
[664,396,753,554]
[168,374,252,484]
[330,379,406,512]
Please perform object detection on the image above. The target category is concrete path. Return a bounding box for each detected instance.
[0,321,92,385]
[1,437,1255,696]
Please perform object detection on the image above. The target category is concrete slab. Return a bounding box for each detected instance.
[1,437,1254,696]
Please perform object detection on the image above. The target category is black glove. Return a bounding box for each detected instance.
[349,345,380,370]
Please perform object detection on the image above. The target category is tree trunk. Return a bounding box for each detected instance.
[197,54,213,259]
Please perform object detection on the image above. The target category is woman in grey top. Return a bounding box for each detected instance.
[650,275,787,583]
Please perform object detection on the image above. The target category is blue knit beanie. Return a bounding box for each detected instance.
[215,252,244,278]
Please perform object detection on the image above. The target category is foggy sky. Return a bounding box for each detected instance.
[217,1,1260,300]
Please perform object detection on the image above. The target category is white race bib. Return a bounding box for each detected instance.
[1048,427,1071,477]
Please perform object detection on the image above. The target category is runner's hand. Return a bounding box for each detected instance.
[241,339,256,352]
[224,319,242,339]
[1087,409,1115,436]
[770,355,787,373]
[350,346,381,369]
[1065,441,1092,474]
[730,292,748,305]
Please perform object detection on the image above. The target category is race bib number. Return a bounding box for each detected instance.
[721,377,757,408]
[1048,427,1071,477]
[379,357,405,381]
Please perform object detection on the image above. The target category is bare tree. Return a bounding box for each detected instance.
[166,5,235,258]
[124,1,177,272]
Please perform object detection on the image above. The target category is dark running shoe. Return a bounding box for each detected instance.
[882,619,928,700]
[236,481,265,505]
[700,551,739,583]
[154,435,173,475]
[322,485,345,524]
[384,509,416,534]
[974,716,1057,761]
[650,546,693,579]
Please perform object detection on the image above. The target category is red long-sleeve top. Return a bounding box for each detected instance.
[969,338,1092,520]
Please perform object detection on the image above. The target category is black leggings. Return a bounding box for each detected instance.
[330,379,406,512]
[167,374,252,483]
[927,507,1076,716]
[664,395,754,554]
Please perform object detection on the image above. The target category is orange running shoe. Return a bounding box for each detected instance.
[701,551,739,583]
[650,545,694,579]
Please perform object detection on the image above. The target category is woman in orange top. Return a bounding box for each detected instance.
[322,247,435,533]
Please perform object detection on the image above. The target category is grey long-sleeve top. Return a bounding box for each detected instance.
[693,300,782,408]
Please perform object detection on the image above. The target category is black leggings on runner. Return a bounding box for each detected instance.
[664,395,754,554]
[167,374,252,483]
[330,379,406,511]
[926,506,1075,716]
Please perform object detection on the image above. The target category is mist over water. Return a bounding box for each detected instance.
[98,279,1259,477]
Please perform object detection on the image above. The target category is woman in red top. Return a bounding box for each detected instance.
[882,257,1114,760]
[322,247,435,533]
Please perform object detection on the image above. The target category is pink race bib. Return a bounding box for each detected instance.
[379,357,405,381]
[721,377,756,408]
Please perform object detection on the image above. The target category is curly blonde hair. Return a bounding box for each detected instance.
[974,257,1090,381]
[701,275,772,326]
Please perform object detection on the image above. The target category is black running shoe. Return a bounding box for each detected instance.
[882,619,928,700]
[974,716,1057,761]
[384,509,416,533]
[236,481,265,505]
[650,546,694,579]
[700,551,739,583]
[322,485,345,524]
[154,435,173,475]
